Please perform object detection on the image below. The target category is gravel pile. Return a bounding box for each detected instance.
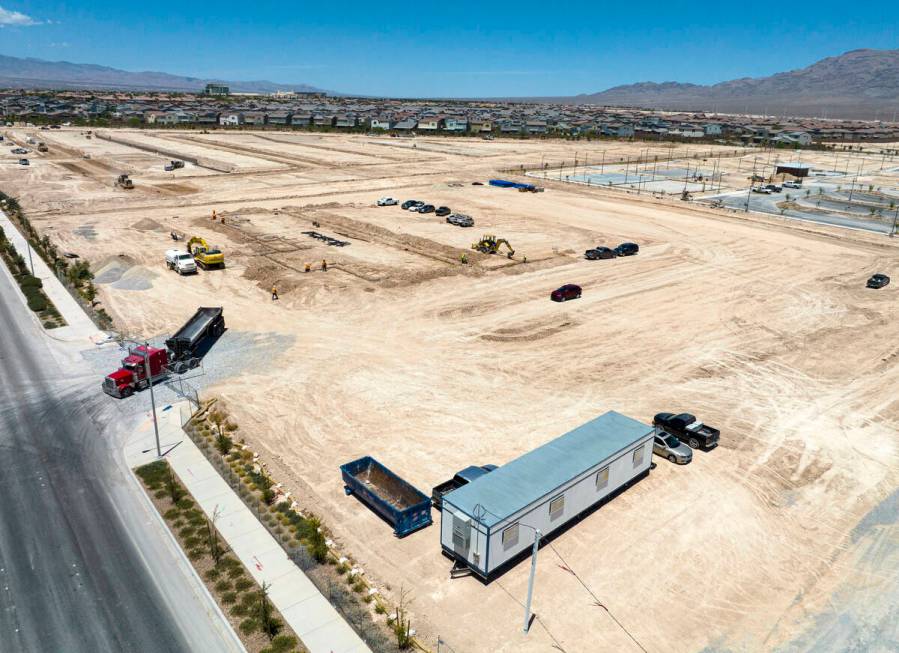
[112,266,158,291]
[94,259,132,284]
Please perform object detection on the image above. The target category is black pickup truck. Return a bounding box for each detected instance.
[431,464,497,510]
[653,413,720,450]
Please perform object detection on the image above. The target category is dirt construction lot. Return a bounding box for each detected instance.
[3,128,898,653]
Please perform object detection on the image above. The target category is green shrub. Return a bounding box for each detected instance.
[163,508,181,520]
[221,591,237,605]
[179,525,196,538]
[234,577,253,592]
[26,293,47,313]
[20,274,42,288]
[42,320,56,329]
[187,547,204,561]
[204,567,222,581]
[268,634,298,653]
[215,579,232,593]
[374,602,387,615]
[184,536,203,549]
[176,498,195,510]
[336,563,348,575]
[154,489,168,499]
[227,566,245,579]
[239,618,259,636]
[230,602,249,617]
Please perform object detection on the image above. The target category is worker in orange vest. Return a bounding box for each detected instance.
[271,285,279,301]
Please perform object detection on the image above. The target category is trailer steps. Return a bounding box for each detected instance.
[450,560,472,579]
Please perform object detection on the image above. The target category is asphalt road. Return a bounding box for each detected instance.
[0,268,242,651]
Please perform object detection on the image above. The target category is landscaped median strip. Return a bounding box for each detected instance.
[135,459,307,653]
[126,405,374,653]
[0,224,65,328]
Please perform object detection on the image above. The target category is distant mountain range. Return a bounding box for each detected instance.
[0,55,325,94]
[1,49,897,120]
[569,49,899,120]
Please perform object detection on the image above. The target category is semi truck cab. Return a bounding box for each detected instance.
[102,346,169,398]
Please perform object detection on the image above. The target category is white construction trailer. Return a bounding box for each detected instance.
[440,411,654,579]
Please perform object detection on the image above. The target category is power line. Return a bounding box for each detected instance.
[546,542,649,653]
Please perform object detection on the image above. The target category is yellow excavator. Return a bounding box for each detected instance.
[186,236,225,270]
[471,234,515,258]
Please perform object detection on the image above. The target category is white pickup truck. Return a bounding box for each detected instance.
[165,249,197,275]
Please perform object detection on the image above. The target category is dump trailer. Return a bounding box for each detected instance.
[341,456,432,537]
[165,306,225,364]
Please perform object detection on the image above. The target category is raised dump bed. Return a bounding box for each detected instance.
[340,456,432,537]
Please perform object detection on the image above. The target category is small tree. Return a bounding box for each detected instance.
[206,507,225,566]
[215,432,233,455]
[392,587,414,649]
[166,466,183,504]
[256,582,282,640]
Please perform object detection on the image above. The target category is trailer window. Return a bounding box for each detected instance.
[596,466,609,490]
[549,495,565,521]
[502,523,519,549]
[632,445,645,468]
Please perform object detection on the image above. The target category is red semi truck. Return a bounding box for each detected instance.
[101,346,169,398]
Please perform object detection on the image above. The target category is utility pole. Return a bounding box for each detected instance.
[523,528,542,633]
[25,242,34,276]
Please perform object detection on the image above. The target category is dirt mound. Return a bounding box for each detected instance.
[131,217,166,231]
[481,317,578,342]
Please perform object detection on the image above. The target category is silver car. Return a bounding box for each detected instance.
[652,432,693,464]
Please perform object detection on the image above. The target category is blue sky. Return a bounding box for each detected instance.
[1,1,897,97]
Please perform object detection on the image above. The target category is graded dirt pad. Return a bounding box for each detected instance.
[2,128,898,653]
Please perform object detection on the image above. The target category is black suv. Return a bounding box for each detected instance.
[614,242,639,256]
[585,247,617,260]
[418,204,435,214]
[401,200,421,210]
[435,206,451,216]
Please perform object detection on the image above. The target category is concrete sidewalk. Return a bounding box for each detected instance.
[0,208,101,341]
[125,405,372,653]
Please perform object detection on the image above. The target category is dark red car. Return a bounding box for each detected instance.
[551,284,582,302]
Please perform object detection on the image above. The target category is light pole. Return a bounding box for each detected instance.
[522,526,542,633]
[142,341,162,458]
[122,337,163,458]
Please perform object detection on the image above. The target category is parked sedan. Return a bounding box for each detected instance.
[401,200,422,210]
[418,204,435,214]
[435,206,451,217]
[652,432,693,464]
[614,242,639,256]
[551,284,582,302]
[377,197,398,206]
[867,273,890,289]
[447,213,474,227]
[585,247,617,260]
